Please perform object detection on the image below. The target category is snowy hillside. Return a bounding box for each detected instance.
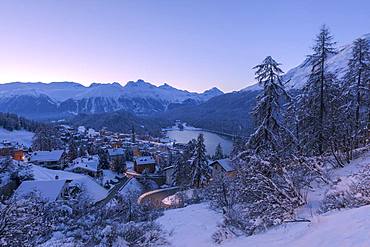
[0,127,34,147]
[0,82,85,102]
[245,33,370,91]
[157,150,370,247]
[157,203,370,247]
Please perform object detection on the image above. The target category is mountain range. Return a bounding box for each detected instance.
[0,33,368,134]
[0,80,223,119]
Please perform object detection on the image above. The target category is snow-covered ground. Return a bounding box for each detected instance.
[118,177,144,197]
[0,128,34,147]
[157,150,370,247]
[157,202,370,247]
[157,203,220,247]
[296,149,370,219]
[102,169,123,185]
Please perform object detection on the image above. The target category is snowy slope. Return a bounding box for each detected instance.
[157,150,370,247]
[157,202,370,247]
[296,149,370,219]
[157,203,221,247]
[0,128,34,147]
[0,82,85,102]
[244,33,370,91]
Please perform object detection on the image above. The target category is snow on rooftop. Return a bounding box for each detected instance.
[135,156,155,165]
[68,155,99,173]
[30,150,64,162]
[211,158,235,172]
[15,179,67,202]
[77,126,86,133]
[87,128,99,137]
[107,148,125,156]
[31,165,107,202]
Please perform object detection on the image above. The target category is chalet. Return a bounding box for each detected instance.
[107,148,125,161]
[14,179,69,202]
[0,140,27,161]
[210,158,236,177]
[134,156,156,174]
[0,140,13,156]
[29,150,65,169]
[67,155,101,177]
[12,149,25,161]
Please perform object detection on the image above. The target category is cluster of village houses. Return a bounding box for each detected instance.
[0,124,235,205]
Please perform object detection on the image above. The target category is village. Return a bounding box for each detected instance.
[0,123,234,209]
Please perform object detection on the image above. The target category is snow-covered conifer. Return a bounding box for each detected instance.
[248,56,294,156]
[298,25,338,155]
[213,143,224,160]
[191,134,210,188]
[342,38,370,146]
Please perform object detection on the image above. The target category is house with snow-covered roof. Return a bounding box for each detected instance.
[107,148,125,158]
[210,158,236,177]
[107,148,126,172]
[67,155,101,177]
[14,179,69,202]
[29,150,65,169]
[134,156,156,174]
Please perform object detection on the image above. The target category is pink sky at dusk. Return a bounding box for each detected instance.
[0,0,369,92]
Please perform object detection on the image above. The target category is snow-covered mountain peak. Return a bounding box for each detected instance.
[49,81,84,87]
[158,83,176,90]
[124,79,155,89]
[74,83,124,99]
[203,87,223,95]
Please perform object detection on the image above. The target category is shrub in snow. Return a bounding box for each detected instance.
[212,221,241,244]
[0,193,56,246]
[169,189,204,207]
[206,173,237,210]
[321,164,370,212]
[209,154,326,237]
[51,193,165,246]
[1,188,168,246]
[121,222,168,247]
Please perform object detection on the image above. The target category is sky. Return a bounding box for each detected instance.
[0,0,369,93]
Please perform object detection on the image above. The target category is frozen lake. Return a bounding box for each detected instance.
[166,129,233,155]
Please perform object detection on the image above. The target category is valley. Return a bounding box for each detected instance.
[0,2,369,246]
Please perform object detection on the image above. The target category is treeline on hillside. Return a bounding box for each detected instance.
[156,90,259,137]
[70,110,172,136]
[0,112,45,132]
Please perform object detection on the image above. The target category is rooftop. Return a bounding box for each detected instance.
[210,158,235,172]
[107,148,125,156]
[14,179,67,202]
[135,156,156,165]
[30,150,64,162]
